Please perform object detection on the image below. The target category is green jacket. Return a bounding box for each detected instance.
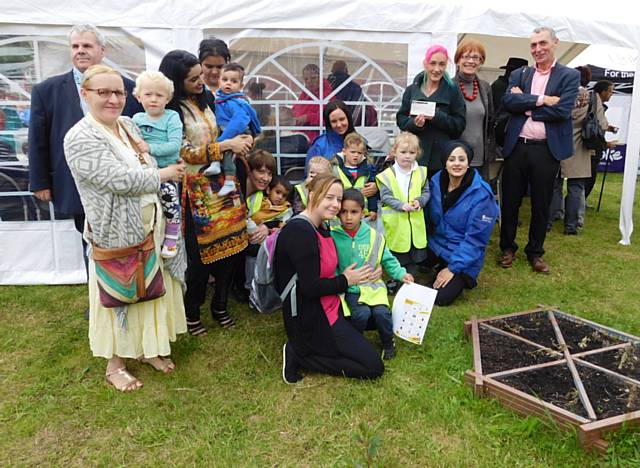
[331,222,407,295]
[396,72,466,173]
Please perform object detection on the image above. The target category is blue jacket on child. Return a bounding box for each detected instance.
[427,168,499,282]
[214,90,262,142]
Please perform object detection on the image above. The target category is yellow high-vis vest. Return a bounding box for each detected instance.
[337,166,370,214]
[246,191,263,218]
[294,183,308,208]
[376,166,427,253]
[338,227,390,315]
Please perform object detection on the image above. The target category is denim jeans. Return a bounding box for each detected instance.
[549,176,565,223]
[345,292,394,347]
[549,177,586,232]
[564,178,586,233]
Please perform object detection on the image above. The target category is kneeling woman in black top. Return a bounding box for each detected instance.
[275,174,385,383]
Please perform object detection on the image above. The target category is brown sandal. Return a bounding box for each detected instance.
[139,357,176,374]
[105,367,143,392]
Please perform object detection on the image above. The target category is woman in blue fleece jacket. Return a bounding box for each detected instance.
[426,140,498,306]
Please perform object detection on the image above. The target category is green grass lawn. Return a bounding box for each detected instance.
[2,173,639,466]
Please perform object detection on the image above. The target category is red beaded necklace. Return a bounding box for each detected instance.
[459,78,479,101]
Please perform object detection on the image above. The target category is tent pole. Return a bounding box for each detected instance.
[596,150,610,212]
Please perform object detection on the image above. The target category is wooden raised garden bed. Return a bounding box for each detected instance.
[464,308,640,454]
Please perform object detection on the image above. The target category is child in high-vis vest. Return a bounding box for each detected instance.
[335,132,379,222]
[331,189,413,360]
[376,132,429,281]
[251,175,293,230]
[292,156,334,215]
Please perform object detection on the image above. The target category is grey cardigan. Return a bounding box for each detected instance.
[454,72,496,163]
[64,116,186,285]
[64,116,160,248]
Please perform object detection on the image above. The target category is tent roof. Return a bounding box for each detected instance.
[461,33,588,74]
[2,1,640,49]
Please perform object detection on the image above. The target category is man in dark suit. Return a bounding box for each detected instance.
[29,24,141,223]
[499,27,580,274]
[28,25,141,256]
[28,25,142,316]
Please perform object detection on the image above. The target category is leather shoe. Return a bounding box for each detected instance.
[529,257,550,274]
[499,250,515,268]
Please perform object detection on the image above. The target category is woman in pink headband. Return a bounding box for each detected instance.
[396,44,466,175]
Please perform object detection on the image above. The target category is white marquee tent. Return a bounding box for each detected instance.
[1,0,638,284]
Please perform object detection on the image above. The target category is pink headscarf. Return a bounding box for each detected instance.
[424,45,450,64]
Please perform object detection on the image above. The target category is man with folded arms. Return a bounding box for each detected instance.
[499,26,579,274]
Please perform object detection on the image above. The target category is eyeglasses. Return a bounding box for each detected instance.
[461,54,482,62]
[85,88,128,99]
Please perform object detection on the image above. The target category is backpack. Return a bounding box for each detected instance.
[581,91,606,151]
[249,215,310,315]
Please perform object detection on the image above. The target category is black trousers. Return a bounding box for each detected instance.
[292,316,384,379]
[500,141,559,259]
[424,247,467,306]
[73,213,89,274]
[183,202,242,320]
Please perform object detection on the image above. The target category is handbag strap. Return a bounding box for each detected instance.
[588,90,596,114]
[119,122,149,167]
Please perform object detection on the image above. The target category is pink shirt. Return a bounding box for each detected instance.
[519,61,556,140]
[316,231,340,326]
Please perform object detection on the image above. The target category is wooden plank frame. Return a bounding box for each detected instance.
[470,317,483,395]
[465,308,640,455]
[548,311,597,421]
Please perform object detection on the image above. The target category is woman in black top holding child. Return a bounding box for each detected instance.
[275,174,384,383]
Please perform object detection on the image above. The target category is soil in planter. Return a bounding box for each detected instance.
[555,316,625,353]
[487,312,559,350]
[496,364,588,418]
[479,326,560,375]
[579,344,640,382]
[577,364,640,419]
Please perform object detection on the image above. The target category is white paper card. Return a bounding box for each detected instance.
[392,282,437,345]
[410,100,436,117]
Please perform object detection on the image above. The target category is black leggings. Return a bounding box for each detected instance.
[424,247,468,307]
[183,202,242,319]
[292,317,384,379]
